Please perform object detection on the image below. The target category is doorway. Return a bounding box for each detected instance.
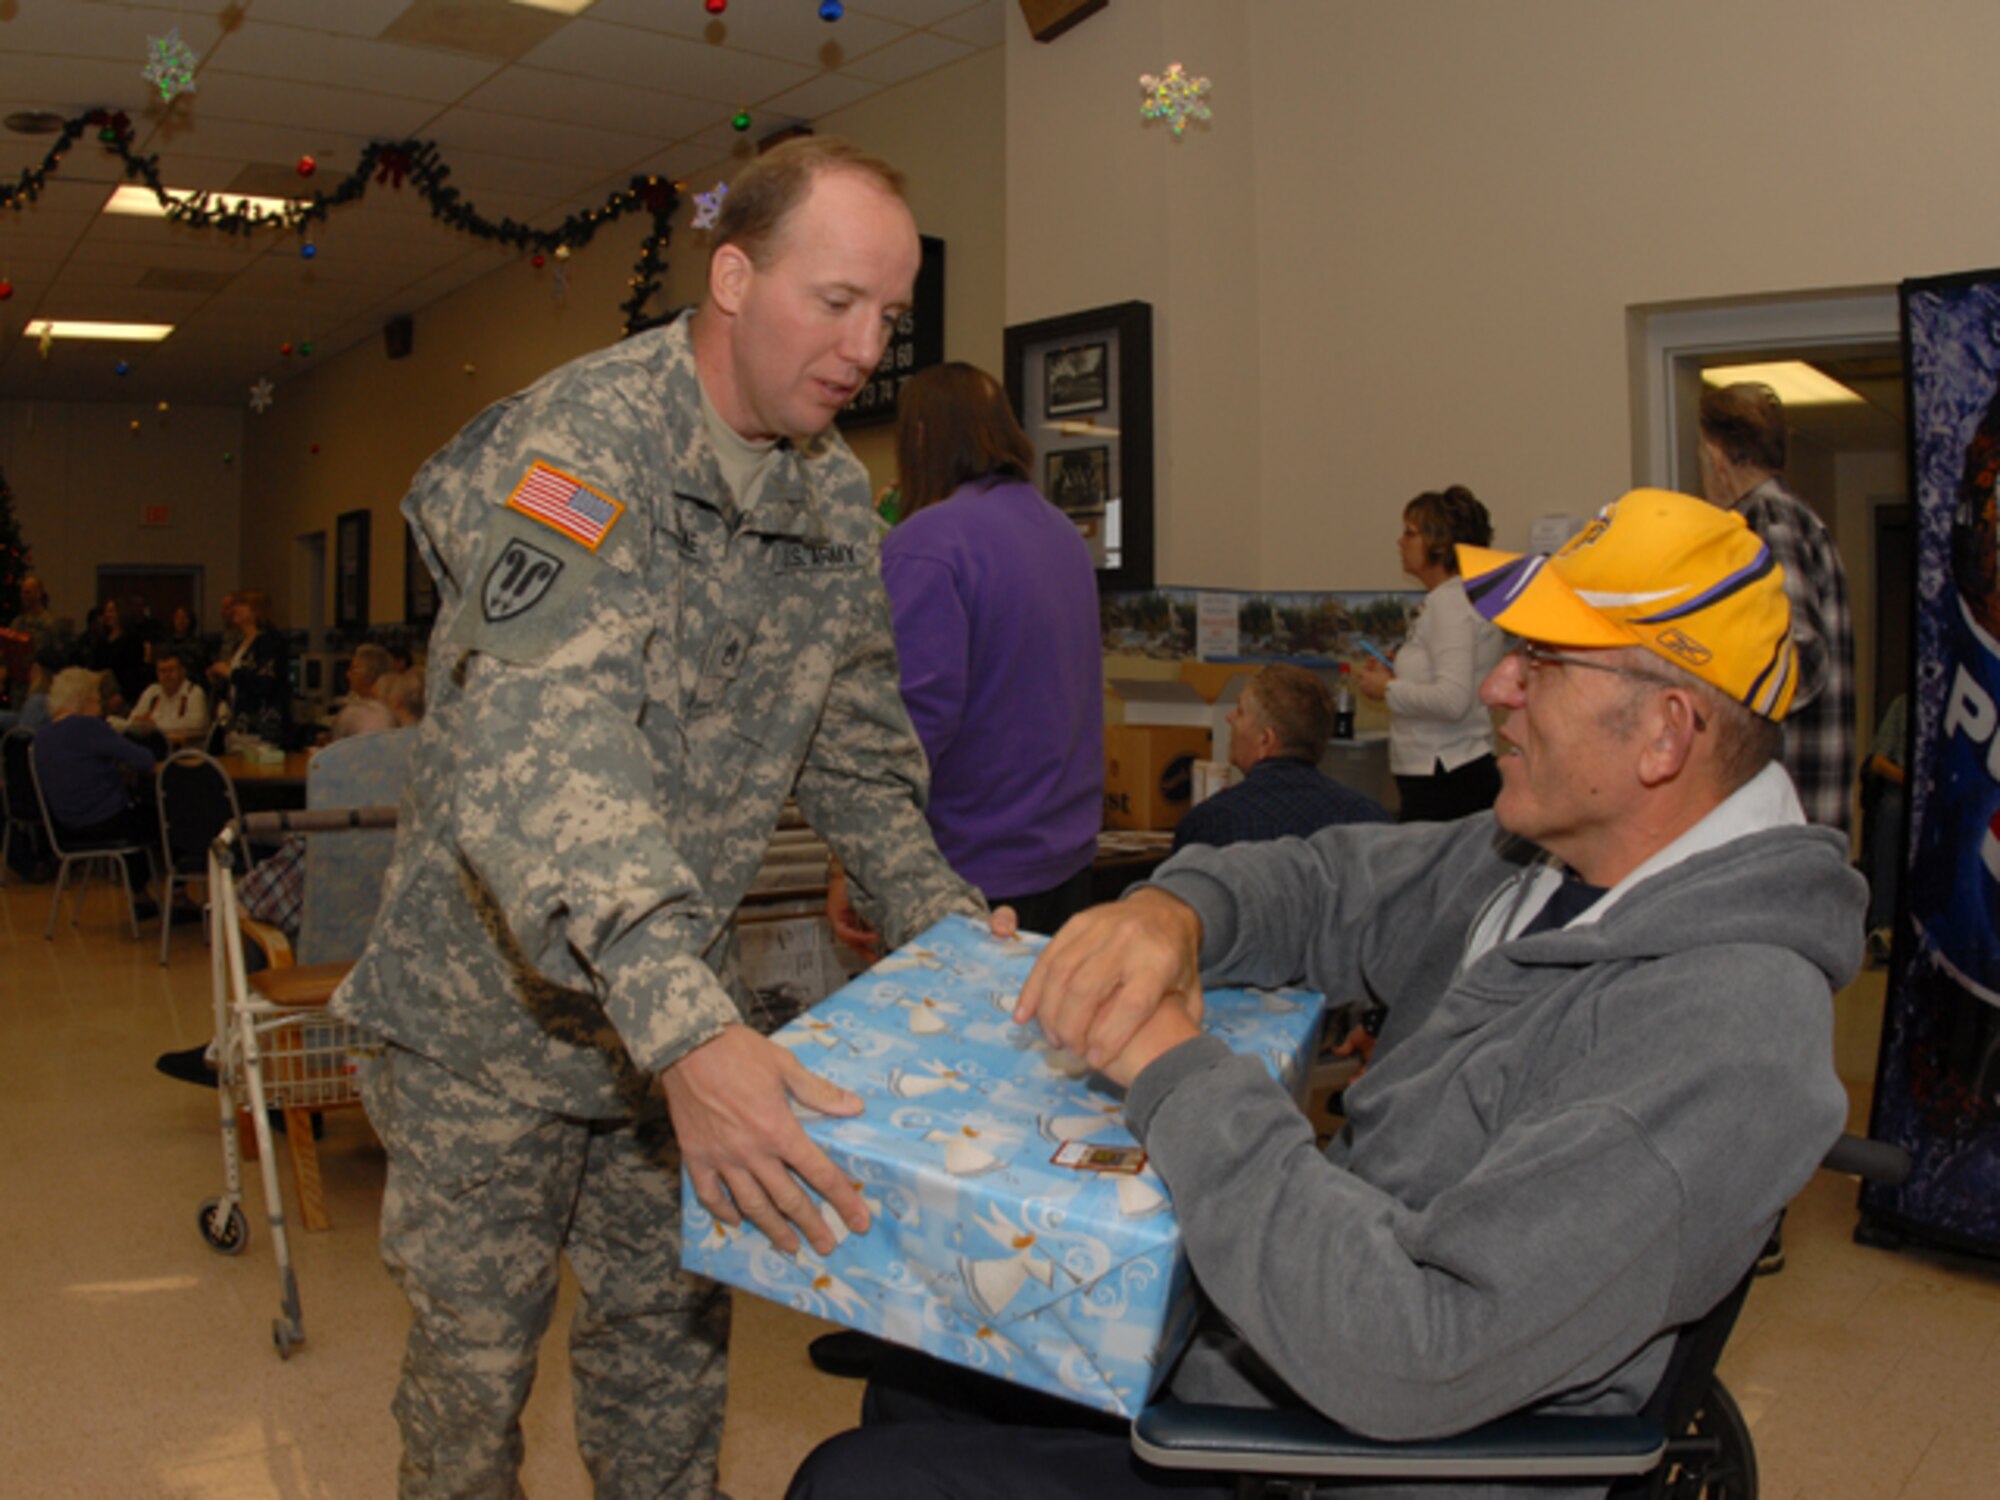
[94,564,203,639]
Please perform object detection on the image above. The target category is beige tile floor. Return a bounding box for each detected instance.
[5,869,1997,1499]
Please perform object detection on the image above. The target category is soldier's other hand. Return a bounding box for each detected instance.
[825,863,883,963]
[661,1025,870,1257]
[1013,888,1204,1071]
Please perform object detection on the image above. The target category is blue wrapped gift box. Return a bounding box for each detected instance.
[681,914,1325,1417]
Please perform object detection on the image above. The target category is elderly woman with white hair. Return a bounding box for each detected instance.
[32,666,165,917]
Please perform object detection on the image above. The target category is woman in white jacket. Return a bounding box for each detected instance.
[1356,485,1505,820]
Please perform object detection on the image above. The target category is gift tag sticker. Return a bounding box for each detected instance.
[1052,1141,1148,1175]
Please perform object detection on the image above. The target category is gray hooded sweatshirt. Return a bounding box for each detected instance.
[1129,765,1862,1497]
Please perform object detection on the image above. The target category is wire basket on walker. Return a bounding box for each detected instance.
[195,807,393,1359]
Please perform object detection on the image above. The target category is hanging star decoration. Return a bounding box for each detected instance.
[248,378,275,414]
[141,30,200,104]
[1139,62,1212,137]
[692,181,730,232]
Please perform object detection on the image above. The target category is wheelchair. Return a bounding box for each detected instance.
[1131,1133,1910,1499]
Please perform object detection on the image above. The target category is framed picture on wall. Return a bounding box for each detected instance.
[1005,301,1154,591]
[335,509,370,630]
[403,522,438,628]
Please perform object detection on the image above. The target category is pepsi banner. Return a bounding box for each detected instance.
[1864,271,2000,1255]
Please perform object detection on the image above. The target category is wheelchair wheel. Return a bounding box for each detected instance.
[1660,1379,1757,1499]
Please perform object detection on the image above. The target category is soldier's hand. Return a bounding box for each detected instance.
[661,1025,869,1256]
[1013,888,1204,1070]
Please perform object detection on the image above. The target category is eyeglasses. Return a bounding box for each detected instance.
[1511,642,1708,728]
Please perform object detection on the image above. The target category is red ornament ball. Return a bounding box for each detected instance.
[297,155,317,177]
[280,342,293,356]
[0,279,13,301]
[706,0,726,12]
[309,443,320,455]
[532,253,546,269]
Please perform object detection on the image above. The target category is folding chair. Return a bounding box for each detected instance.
[1130,1134,1912,1500]
[27,738,157,941]
[1,726,47,886]
[156,749,246,965]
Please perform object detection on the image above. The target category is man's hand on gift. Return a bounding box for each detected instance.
[1013,887,1205,1071]
[661,1024,870,1257]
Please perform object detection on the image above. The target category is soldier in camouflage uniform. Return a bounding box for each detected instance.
[333,138,985,1499]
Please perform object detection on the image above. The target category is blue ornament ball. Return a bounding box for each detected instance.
[301,242,317,260]
[115,361,130,376]
[819,0,843,18]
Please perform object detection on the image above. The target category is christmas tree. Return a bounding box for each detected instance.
[0,465,29,622]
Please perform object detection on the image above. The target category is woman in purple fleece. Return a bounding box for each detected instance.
[831,361,1105,947]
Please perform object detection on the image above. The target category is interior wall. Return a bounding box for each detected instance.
[1010,0,2000,591]
[0,400,243,633]
[235,44,1006,631]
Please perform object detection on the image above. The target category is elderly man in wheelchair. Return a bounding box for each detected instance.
[787,492,1873,1500]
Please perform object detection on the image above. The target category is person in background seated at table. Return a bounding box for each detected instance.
[160,603,207,682]
[328,643,396,741]
[127,650,209,747]
[378,667,426,729]
[89,596,151,710]
[1356,485,1507,822]
[33,667,167,921]
[10,575,62,658]
[1174,662,1389,853]
[788,489,1858,1500]
[0,656,53,733]
[207,590,291,746]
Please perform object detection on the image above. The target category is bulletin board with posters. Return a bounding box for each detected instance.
[1861,268,2000,1259]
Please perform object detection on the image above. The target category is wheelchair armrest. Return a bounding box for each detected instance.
[239,916,295,970]
[1131,1403,1667,1481]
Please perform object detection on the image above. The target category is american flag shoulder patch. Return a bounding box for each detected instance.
[503,461,625,551]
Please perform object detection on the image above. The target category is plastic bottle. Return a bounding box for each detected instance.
[1333,663,1356,740]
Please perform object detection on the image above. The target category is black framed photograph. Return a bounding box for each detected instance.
[1004,300,1154,590]
[403,522,438,628]
[1044,341,1108,417]
[1046,445,1110,521]
[335,508,371,630]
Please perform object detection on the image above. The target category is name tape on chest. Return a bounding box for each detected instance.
[505,461,625,551]
[775,540,868,572]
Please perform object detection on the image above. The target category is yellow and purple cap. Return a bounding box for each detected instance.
[1458,488,1799,720]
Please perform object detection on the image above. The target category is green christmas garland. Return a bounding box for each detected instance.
[2,109,680,335]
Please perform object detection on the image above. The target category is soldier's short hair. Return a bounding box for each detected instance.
[711,136,907,267]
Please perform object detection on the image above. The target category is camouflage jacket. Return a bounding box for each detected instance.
[334,313,982,1117]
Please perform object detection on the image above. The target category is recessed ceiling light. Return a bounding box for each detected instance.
[1702,361,1864,406]
[103,184,302,218]
[509,0,596,13]
[5,110,67,136]
[25,320,174,342]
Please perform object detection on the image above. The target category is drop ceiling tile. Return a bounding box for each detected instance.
[589,0,907,68]
[200,19,504,102]
[760,70,882,123]
[155,73,444,137]
[838,29,976,84]
[520,22,815,105]
[931,0,1007,47]
[424,105,658,170]
[852,0,992,26]
[229,0,444,41]
[459,66,719,140]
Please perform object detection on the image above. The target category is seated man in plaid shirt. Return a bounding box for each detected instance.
[1173,662,1390,853]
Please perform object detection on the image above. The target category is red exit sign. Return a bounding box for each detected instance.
[141,504,170,527]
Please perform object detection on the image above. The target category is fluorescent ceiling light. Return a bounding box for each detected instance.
[509,0,596,12]
[1702,361,1864,406]
[25,319,174,342]
[103,184,302,219]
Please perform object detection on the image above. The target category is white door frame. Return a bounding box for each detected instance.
[1634,292,1901,493]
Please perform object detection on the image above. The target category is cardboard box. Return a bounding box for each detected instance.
[1105,677,1212,728]
[682,915,1326,1417]
[1103,724,1210,831]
